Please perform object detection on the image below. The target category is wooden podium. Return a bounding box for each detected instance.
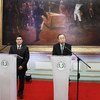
[51,56,71,100]
[0,54,17,100]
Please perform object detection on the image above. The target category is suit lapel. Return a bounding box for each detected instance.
[63,43,66,51]
[15,45,17,50]
[58,43,62,54]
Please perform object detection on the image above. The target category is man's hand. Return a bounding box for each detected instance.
[18,66,23,70]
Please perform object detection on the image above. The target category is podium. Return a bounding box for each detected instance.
[0,54,17,100]
[51,56,71,100]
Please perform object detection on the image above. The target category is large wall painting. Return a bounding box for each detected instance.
[3,0,100,45]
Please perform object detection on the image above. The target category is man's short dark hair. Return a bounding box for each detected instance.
[57,34,66,39]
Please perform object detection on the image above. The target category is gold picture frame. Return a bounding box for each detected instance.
[0,0,2,48]
[1,0,100,54]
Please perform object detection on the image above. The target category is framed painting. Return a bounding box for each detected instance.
[1,0,100,53]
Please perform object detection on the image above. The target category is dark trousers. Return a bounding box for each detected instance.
[17,70,26,95]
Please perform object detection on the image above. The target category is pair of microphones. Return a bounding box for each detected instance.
[0,43,10,53]
[0,43,23,59]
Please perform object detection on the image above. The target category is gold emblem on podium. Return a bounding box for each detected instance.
[1,60,9,68]
[57,61,66,70]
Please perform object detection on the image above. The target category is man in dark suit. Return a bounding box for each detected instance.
[9,35,29,99]
[52,34,72,55]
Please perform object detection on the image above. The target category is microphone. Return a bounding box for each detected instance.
[0,43,10,53]
[17,55,23,59]
[64,45,71,53]
[64,44,72,56]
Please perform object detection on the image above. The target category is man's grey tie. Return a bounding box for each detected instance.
[18,45,21,49]
[61,44,64,54]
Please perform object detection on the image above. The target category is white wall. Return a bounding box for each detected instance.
[27,52,100,71]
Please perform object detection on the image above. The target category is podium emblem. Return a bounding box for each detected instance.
[57,61,66,70]
[1,60,9,68]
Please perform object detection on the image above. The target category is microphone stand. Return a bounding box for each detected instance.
[0,43,10,53]
[65,46,91,100]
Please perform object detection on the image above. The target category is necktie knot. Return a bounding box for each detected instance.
[17,45,21,49]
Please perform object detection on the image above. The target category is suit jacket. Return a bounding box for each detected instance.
[52,43,72,55]
[9,44,29,71]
